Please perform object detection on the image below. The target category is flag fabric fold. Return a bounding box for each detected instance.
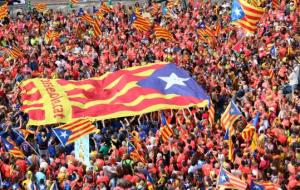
[214,22,221,36]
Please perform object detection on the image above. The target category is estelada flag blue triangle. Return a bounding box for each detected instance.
[218,168,247,189]
[250,180,265,190]
[78,8,84,16]
[52,119,96,146]
[231,0,245,22]
[229,101,242,115]
[197,21,206,29]
[1,137,25,158]
[93,6,98,13]
[52,128,72,146]
[221,101,242,130]
[1,137,14,151]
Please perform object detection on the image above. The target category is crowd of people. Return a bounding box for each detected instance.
[0,0,299,189]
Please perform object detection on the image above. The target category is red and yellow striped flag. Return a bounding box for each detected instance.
[52,118,97,146]
[2,45,23,59]
[272,0,280,9]
[214,22,221,36]
[220,101,242,130]
[269,68,274,79]
[92,18,102,37]
[34,3,48,12]
[131,13,151,32]
[0,3,8,20]
[70,0,78,4]
[242,112,259,142]
[241,124,255,142]
[135,7,141,15]
[45,30,60,43]
[208,100,215,126]
[247,0,264,7]
[130,149,146,163]
[154,25,174,40]
[100,2,110,14]
[160,125,173,142]
[95,10,104,20]
[256,181,281,190]
[20,63,209,125]
[9,147,25,158]
[197,22,218,47]
[151,3,159,15]
[232,0,265,33]
[224,126,235,161]
[80,13,94,25]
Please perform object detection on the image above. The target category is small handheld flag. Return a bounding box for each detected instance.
[154,25,174,41]
[0,3,8,20]
[218,168,247,190]
[160,112,173,142]
[131,13,151,32]
[242,112,260,141]
[52,118,97,146]
[34,3,48,12]
[1,137,25,158]
[221,101,242,130]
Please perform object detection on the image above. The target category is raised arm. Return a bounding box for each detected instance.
[138,114,143,126]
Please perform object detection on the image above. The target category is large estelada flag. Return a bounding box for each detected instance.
[20,62,209,125]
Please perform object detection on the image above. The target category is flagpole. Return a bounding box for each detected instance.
[12,128,41,157]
